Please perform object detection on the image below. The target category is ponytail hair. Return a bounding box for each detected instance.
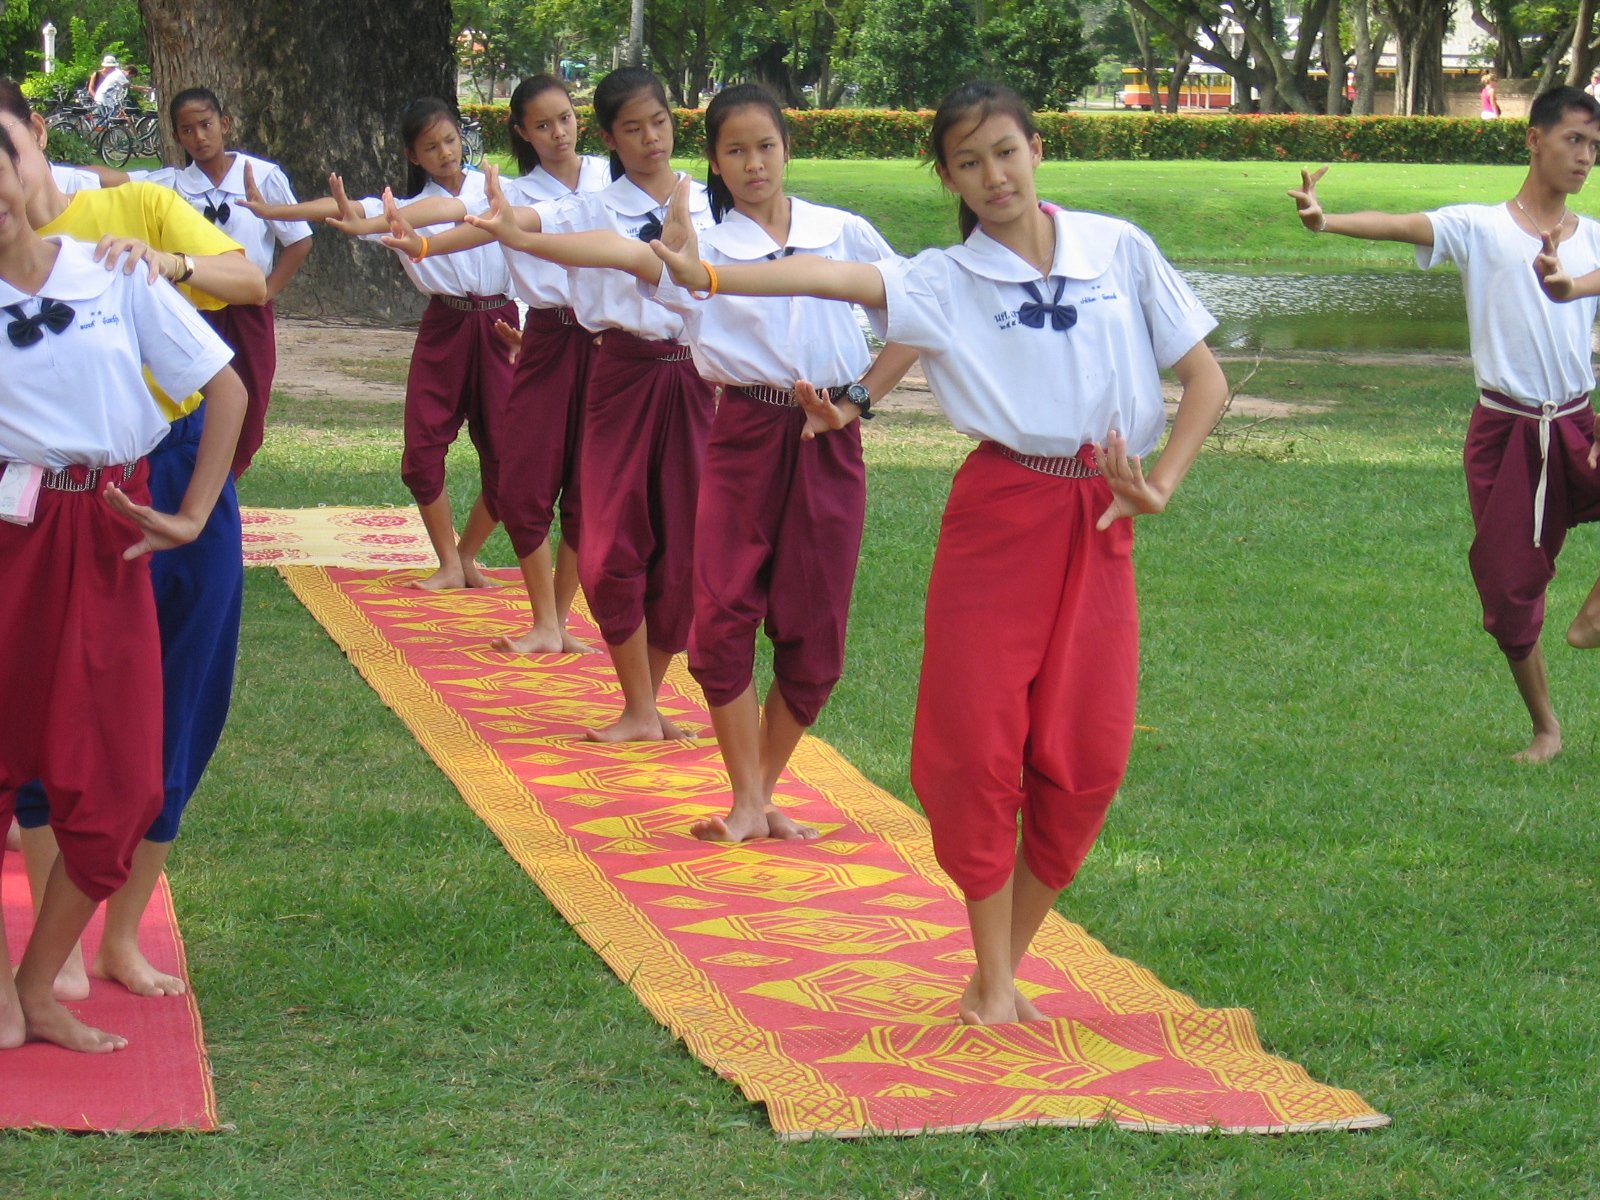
[703,83,788,223]
[929,81,1038,240]
[399,96,460,198]
[168,87,224,165]
[507,74,573,175]
[593,67,670,181]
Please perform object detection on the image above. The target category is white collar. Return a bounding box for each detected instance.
[175,155,248,197]
[946,209,1126,283]
[709,199,849,259]
[602,173,704,218]
[0,237,116,306]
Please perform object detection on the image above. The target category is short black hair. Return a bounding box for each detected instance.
[1529,86,1600,131]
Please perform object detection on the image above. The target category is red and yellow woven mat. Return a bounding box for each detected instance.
[282,565,1388,1139]
[0,852,219,1131]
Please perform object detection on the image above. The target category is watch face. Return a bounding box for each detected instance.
[845,384,870,407]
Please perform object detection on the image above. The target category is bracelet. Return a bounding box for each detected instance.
[689,259,719,300]
[174,252,195,283]
[415,235,430,262]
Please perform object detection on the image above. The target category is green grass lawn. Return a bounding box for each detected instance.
[10,347,1600,1198]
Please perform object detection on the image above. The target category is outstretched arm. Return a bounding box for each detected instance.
[238,165,349,222]
[1094,340,1228,532]
[442,163,655,278]
[382,166,534,257]
[1288,166,1434,246]
[650,175,890,305]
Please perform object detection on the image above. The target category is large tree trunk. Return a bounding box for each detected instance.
[1379,0,1448,115]
[138,0,454,320]
[1324,0,1346,113]
[1568,0,1599,85]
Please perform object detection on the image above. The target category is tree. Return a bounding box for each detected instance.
[139,0,455,319]
[1121,0,1325,113]
[455,0,553,102]
[978,0,1096,111]
[851,0,980,108]
[1376,0,1447,114]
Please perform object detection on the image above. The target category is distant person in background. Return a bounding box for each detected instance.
[90,55,128,109]
[1587,71,1600,102]
[1481,72,1503,120]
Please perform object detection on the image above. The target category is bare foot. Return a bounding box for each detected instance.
[691,809,772,842]
[410,565,468,591]
[21,992,127,1053]
[461,560,491,589]
[765,806,820,840]
[1568,606,1600,649]
[93,943,186,997]
[959,973,1029,1025]
[658,714,693,740]
[5,818,18,852]
[584,711,669,742]
[52,951,90,1002]
[0,991,23,1049]
[1513,729,1562,763]
[492,625,594,655]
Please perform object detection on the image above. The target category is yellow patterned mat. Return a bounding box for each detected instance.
[282,565,1389,1139]
[241,506,432,568]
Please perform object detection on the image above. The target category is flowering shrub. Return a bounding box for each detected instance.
[459,103,1529,165]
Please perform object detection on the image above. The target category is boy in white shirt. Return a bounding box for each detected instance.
[1288,85,1600,763]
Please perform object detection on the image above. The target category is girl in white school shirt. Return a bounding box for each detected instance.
[142,87,313,477]
[381,68,718,743]
[335,75,610,654]
[651,82,1229,1025]
[243,98,516,591]
[0,121,244,1052]
[439,83,917,839]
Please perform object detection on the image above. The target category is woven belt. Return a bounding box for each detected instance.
[39,461,138,493]
[731,383,851,409]
[433,294,512,312]
[555,306,577,326]
[1477,390,1591,547]
[992,443,1100,478]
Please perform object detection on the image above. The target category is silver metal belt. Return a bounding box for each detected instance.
[992,444,1099,478]
[38,461,138,493]
[732,383,850,409]
[434,294,512,312]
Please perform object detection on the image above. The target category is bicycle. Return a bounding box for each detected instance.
[461,116,484,168]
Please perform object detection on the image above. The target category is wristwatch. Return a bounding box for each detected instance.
[841,382,874,420]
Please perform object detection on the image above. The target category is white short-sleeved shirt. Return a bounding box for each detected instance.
[1419,204,1600,404]
[359,171,511,299]
[870,209,1215,458]
[652,199,895,388]
[499,156,611,309]
[0,238,234,470]
[50,163,101,195]
[142,155,313,277]
[541,174,714,341]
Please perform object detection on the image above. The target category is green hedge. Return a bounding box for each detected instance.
[460,102,1530,165]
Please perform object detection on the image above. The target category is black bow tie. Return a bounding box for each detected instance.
[636,216,663,243]
[764,247,797,261]
[203,201,231,224]
[1017,278,1077,333]
[5,300,75,349]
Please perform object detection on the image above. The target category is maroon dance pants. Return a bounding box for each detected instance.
[688,392,866,725]
[577,329,714,650]
[911,446,1137,902]
[486,306,594,559]
[402,295,518,507]
[1464,399,1600,660]
[0,463,163,902]
[201,301,276,479]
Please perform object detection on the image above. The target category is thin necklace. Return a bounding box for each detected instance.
[1514,195,1572,231]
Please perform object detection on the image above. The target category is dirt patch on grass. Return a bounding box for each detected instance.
[275,315,1367,420]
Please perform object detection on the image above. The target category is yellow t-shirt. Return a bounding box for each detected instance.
[38,183,246,418]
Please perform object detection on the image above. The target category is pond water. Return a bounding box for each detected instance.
[1187,268,1470,354]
